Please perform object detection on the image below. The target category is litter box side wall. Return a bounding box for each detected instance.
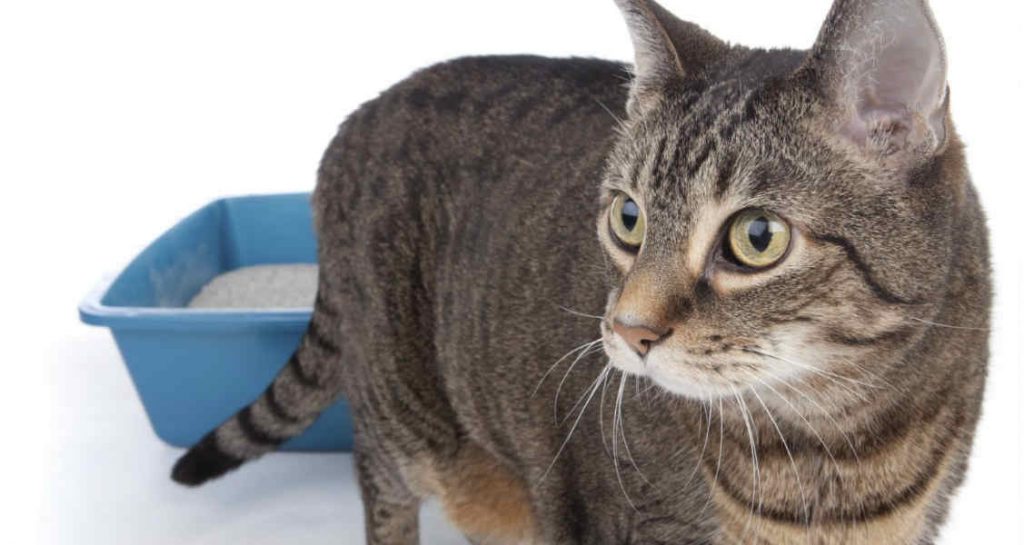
[80,193,354,453]
[112,326,354,451]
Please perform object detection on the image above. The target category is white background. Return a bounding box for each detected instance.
[1,0,1021,543]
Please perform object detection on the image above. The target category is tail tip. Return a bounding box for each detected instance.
[171,434,244,487]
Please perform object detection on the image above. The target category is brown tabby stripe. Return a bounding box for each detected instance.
[237,407,285,447]
[713,152,736,199]
[649,135,669,182]
[710,446,943,524]
[307,316,342,354]
[287,353,320,389]
[705,402,963,524]
[686,139,717,178]
[710,381,952,461]
[826,324,916,346]
[265,384,301,424]
[815,234,919,305]
[773,263,844,315]
[665,126,687,177]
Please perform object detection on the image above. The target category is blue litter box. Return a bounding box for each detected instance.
[79,193,353,451]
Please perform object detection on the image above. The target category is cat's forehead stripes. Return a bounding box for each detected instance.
[634,81,756,199]
[615,80,763,277]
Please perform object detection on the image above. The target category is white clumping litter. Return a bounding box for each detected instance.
[187,264,319,309]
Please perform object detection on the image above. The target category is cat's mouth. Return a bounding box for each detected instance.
[599,320,769,400]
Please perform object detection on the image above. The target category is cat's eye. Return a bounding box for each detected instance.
[609,193,646,250]
[726,209,791,269]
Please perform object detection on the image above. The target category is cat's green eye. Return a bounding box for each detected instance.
[609,193,646,250]
[727,209,791,269]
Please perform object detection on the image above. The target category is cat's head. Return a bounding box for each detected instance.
[598,0,967,404]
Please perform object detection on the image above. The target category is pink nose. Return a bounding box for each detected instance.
[612,319,671,356]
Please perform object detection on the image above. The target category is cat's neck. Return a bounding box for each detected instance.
[701,374,967,545]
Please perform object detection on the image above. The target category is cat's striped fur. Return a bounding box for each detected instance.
[173,0,989,543]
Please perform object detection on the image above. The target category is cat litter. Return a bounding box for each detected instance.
[188,264,319,309]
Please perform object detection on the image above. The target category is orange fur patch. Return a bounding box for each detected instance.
[439,444,537,545]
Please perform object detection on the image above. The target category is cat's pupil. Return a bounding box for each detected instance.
[621,199,640,231]
[748,217,772,252]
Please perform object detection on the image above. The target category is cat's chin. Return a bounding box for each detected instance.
[643,365,743,401]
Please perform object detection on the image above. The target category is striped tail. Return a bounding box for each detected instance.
[171,291,345,486]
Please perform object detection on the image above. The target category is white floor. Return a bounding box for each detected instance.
[40,332,468,545]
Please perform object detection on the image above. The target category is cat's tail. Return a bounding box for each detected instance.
[171,289,346,487]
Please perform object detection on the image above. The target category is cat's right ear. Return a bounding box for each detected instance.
[614,0,729,117]
[798,0,950,163]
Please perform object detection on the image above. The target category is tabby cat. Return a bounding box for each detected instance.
[172,0,991,543]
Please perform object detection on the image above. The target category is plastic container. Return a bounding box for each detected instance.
[79,193,353,451]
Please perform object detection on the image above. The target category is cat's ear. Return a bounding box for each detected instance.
[800,0,949,159]
[614,0,729,116]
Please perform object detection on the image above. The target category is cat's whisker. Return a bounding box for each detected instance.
[557,305,605,321]
[745,348,876,400]
[598,361,616,455]
[759,367,862,464]
[746,371,845,483]
[612,372,639,511]
[907,316,988,331]
[829,354,899,392]
[617,376,652,485]
[554,342,605,421]
[678,397,714,493]
[559,346,613,425]
[592,97,628,133]
[539,364,611,484]
[765,349,879,393]
[730,385,761,540]
[532,338,601,398]
[697,397,726,519]
[757,372,865,538]
[746,379,811,528]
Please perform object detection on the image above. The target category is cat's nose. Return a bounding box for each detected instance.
[612,319,671,356]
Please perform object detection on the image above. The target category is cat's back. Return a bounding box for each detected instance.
[313,54,631,323]
[345,54,629,145]
[315,55,628,215]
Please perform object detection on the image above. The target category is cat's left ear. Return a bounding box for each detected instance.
[800,0,950,160]
[615,0,729,116]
